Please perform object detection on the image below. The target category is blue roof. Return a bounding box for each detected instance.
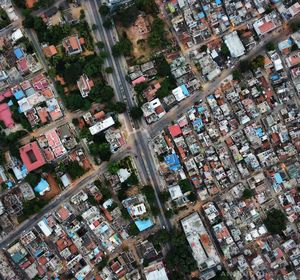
[193,118,203,132]
[34,179,49,194]
[135,218,153,231]
[6,181,13,189]
[164,153,181,171]
[180,84,189,96]
[270,74,279,81]
[7,100,13,106]
[198,12,205,19]
[21,165,27,175]
[197,106,204,113]
[14,48,24,59]
[14,89,25,100]
[256,128,263,138]
[274,173,283,184]
[216,0,221,5]
[203,5,208,10]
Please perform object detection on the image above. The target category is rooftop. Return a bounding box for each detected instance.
[19,141,46,172]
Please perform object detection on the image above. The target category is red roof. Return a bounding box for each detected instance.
[259,21,275,34]
[132,76,146,86]
[168,124,182,138]
[0,103,14,128]
[20,141,46,172]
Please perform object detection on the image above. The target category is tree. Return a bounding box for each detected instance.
[251,55,265,70]
[266,42,276,51]
[220,42,230,57]
[80,9,85,20]
[155,55,173,78]
[97,256,109,270]
[83,56,104,77]
[25,173,41,187]
[72,118,79,126]
[92,24,98,30]
[59,161,85,179]
[96,41,105,49]
[99,4,110,16]
[63,62,82,85]
[187,192,197,202]
[264,209,286,234]
[156,77,174,98]
[112,37,132,57]
[130,106,143,119]
[128,223,139,236]
[289,21,300,32]
[239,60,251,73]
[116,5,139,27]
[103,19,113,29]
[112,102,126,113]
[22,14,35,28]
[108,161,120,174]
[232,69,241,81]
[99,143,112,161]
[63,91,91,111]
[136,0,158,15]
[200,44,208,52]
[101,85,114,102]
[148,18,168,49]
[178,179,192,193]
[149,229,170,249]
[105,66,113,73]
[242,188,253,199]
[159,191,170,202]
[166,231,198,277]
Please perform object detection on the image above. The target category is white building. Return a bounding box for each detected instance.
[181,212,220,272]
[144,261,169,280]
[224,31,245,58]
[89,116,115,135]
[37,219,53,237]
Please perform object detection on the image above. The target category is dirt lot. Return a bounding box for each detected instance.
[44,174,61,200]
[116,15,154,64]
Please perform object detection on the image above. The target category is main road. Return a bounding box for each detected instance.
[86,0,172,231]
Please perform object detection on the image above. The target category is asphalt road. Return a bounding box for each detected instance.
[88,0,171,230]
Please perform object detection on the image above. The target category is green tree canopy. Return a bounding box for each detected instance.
[112,37,132,57]
[99,143,112,161]
[103,19,113,29]
[266,42,276,51]
[130,106,143,119]
[242,188,253,199]
[59,161,85,179]
[148,18,168,49]
[25,173,41,187]
[108,161,120,174]
[166,231,198,276]
[264,209,286,234]
[112,102,126,113]
[220,42,230,57]
[99,4,110,16]
[251,55,265,70]
[116,5,139,27]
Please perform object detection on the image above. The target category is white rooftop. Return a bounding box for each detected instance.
[89,116,115,135]
[144,261,169,280]
[224,31,245,58]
